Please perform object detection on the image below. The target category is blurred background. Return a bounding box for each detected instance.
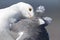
[0,0,60,40]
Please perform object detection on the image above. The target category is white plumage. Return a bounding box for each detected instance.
[0,2,34,40]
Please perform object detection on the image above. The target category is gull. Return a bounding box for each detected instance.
[0,2,34,40]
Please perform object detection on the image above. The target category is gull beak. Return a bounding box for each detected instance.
[29,16,34,19]
[29,13,34,19]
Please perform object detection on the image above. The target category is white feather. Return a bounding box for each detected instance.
[16,32,24,40]
[38,18,45,25]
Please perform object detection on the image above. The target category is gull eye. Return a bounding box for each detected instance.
[29,8,32,11]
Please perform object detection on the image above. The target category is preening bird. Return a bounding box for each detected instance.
[0,2,34,40]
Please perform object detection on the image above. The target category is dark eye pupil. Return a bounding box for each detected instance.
[29,8,32,11]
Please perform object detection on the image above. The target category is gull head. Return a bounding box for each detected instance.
[17,2,34,18]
